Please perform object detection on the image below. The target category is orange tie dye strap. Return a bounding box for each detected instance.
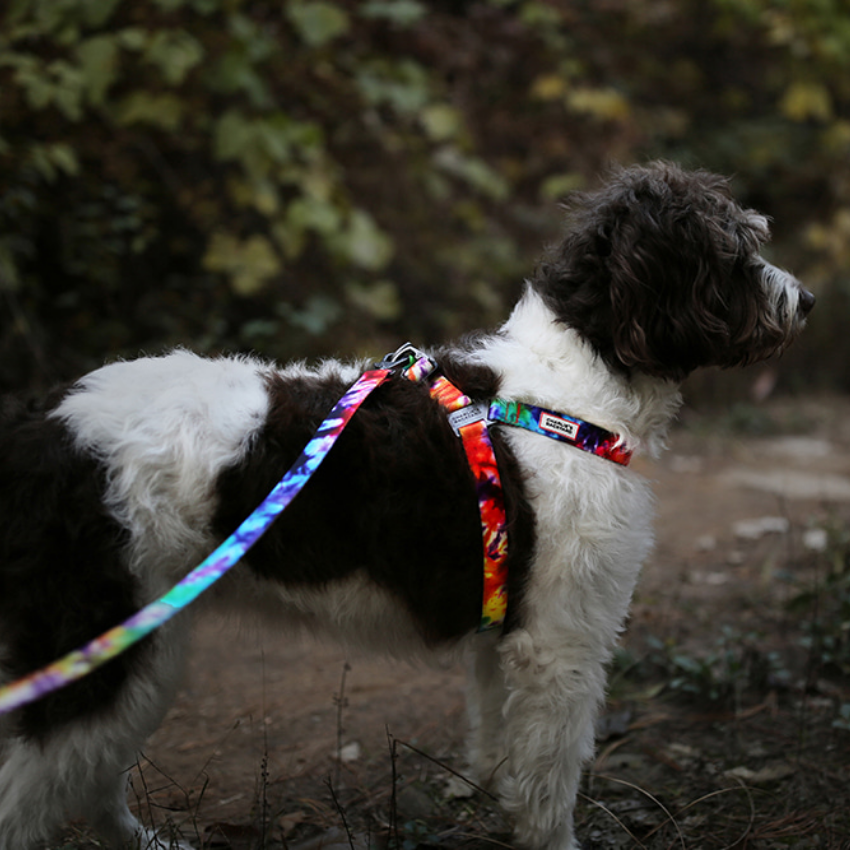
[383,346,509,631]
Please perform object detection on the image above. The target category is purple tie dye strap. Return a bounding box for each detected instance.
[0,368,392,717]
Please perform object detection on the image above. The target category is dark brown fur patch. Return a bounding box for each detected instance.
[212,354,534,642]
[0,393,146,741]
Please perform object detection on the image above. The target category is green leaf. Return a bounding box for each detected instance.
[207,45,272,107]
[203,232,281,296]
[225,176,279,215]
[117,27,149,51]
[46,141,79,176]
[287,196,343,236]
[346,279,402,320]
[338,209,394,271]
[779,82,833,123]
[75,34,119,106]
[144,30,204,85]
[0,238,21,292]
[114,91,185,131]
[46,59,86,121]
[432,147,510,202]
[287,1,351,48]
[419,103,463,141]
[213,109,256,161]
[82,0,123,28]
[539,172,585,201]
[279,294,342,334]
[240,318,280,340]
[358,1,426,27]
[214,111,321,179]
[566,86,630,121]
[26,142,80,181]
[11,56,86,120]
[355,59,430,115]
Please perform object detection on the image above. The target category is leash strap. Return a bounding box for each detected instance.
[488,398,632,466]
[0,368,393,717]
[0,346,630,714]
[389,348,509,631]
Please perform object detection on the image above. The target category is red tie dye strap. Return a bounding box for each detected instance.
[451,415,509,631]
[390,350,508,632]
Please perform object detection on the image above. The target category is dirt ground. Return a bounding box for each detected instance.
[60,391,850,850]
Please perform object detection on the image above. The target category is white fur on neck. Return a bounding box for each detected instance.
[472,286,682,458]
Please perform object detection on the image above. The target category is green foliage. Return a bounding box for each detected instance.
[788,520,850,677]
[1,0,849,388]
[624,519,850,727]
[643,628,787,707]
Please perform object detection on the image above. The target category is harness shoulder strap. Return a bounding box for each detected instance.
[390,350,509,632]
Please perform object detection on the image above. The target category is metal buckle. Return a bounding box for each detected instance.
[374,342,437,378]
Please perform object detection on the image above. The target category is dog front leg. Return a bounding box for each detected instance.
[496,628,607,850]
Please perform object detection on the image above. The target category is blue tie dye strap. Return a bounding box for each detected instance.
[0,368,393,717]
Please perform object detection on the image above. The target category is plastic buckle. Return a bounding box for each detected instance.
[374,342,437,378]
[446,402,490,436]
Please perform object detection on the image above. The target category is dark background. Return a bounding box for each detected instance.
[2,0,847,397]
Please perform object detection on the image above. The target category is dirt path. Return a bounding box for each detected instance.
[89,395,850,848]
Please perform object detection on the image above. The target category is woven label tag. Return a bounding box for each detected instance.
[538,411,579,441]
[447,402,489,435]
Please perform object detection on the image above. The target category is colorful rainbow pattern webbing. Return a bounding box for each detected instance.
[403,356,509,631]
[488,398,632,466]
[0,368,393,717]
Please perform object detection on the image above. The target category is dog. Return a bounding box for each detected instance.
[0,162,813,850]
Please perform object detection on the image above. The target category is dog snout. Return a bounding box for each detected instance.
[798,287,816,316]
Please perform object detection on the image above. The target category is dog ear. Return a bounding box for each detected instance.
[604,199,733,380]
[608,176,776,380]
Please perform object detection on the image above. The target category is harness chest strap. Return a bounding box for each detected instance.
[488,399,632,466]
[395,348,632,632]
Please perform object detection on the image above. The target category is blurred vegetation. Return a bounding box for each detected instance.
[1,0,849,392]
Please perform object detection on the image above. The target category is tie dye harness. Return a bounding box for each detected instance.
[376,344,510,632]
[379,343,632,630]
[0,344,630,716]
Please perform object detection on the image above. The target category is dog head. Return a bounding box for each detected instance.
[532,161,814,381]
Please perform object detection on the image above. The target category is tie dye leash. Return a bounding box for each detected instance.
[0,343,632,716]
[0,365,395,717]
[0,344,512,717]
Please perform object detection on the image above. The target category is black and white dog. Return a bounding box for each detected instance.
[0,163,813,849]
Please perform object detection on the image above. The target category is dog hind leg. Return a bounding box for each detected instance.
[0,736,64,849]
[0,724,196,850]
[0,732,135,849]
[465,632,510,790]
[0,619,193,848]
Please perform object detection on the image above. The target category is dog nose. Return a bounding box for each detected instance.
[798,287,816,315]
